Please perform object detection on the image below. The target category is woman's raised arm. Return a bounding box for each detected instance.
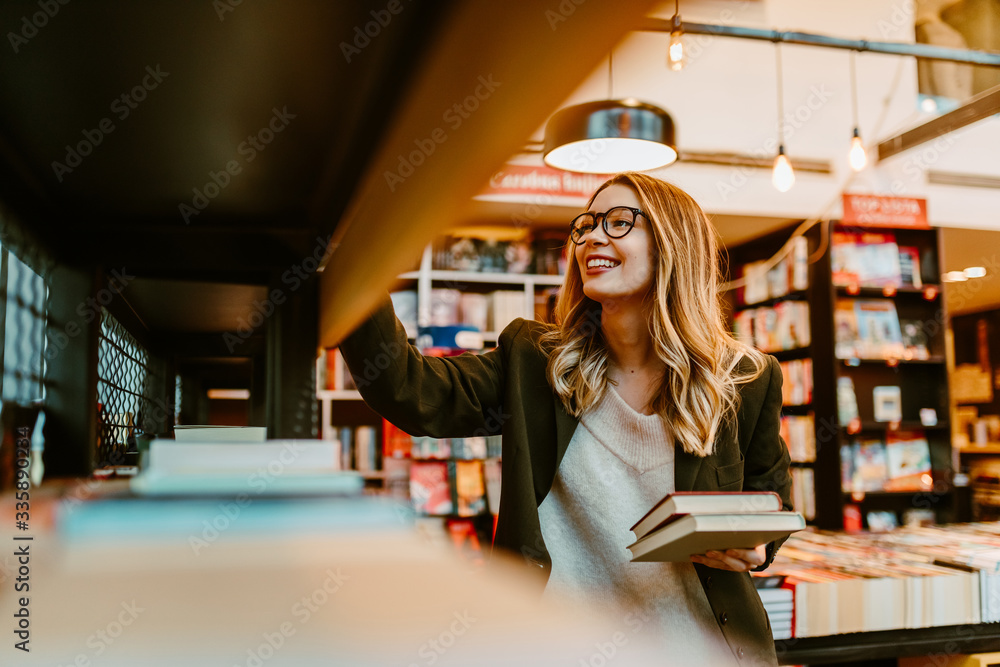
[339,294,521,438]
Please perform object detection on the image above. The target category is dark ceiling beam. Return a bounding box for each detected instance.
[877,84,1000,162]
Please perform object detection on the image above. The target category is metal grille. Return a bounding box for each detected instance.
[96,307,165,464]
[1,244,48,406]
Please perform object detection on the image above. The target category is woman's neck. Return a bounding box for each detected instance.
[600,297,661,375]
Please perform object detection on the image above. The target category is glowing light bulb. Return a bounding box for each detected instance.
[772,147,795,192]
[849,129,867,171]
[668,31,685,71]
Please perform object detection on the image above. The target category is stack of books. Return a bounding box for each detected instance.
[626,492,805,562]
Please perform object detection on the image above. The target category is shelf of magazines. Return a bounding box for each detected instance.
[756,523,1000,664]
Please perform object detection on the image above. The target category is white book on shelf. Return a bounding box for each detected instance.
[791,235,809,290]
[174,426,267,442]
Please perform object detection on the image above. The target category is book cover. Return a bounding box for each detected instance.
[854,439,889,492]
[854,300,904,359]
[627,512,805,562]
[631,491,783,541]
[834,300,860,358]
[897,245,922,288]
[831,231,861,286]
[873,385,903,422]
[856,232,902,287]
[841,444,856,492]
[899,319,930,360]
[410,461,453,515]
[455,460,486,517]
[884,430,932,491]
[837,376,859,425]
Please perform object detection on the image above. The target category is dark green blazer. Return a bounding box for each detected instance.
[341,296,793,666]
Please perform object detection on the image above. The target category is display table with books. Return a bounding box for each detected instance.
[755,524,1000,663]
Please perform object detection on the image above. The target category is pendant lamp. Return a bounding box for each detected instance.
[772,44,795,192]
[543,53,677,174]
[848,51,868,171]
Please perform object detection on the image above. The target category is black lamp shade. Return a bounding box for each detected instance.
[543,99,677,173]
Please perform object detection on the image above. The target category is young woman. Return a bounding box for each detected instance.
[340,172,792,666]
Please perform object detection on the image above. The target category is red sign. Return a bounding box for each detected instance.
[842,194,929,229]
[481,165,613,200]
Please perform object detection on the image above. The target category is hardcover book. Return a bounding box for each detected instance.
[627,511,805,563]
[630,491,784,541]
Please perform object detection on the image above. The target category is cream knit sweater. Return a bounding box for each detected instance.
[538,386,739,666]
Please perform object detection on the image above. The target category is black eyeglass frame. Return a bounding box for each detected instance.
[568,206,646,245]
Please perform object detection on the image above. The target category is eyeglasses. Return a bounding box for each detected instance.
[569,206,644,245]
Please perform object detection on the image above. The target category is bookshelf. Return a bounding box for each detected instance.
[951,308,1000,521]
[727,221,958,530]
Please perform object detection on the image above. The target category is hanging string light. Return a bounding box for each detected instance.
[772,44,795,192]
[848,50,868,171]
[667,0,685,71]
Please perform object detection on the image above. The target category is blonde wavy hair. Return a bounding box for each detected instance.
[543,172,768,457]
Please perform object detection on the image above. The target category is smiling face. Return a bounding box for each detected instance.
[573,184,656,305]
